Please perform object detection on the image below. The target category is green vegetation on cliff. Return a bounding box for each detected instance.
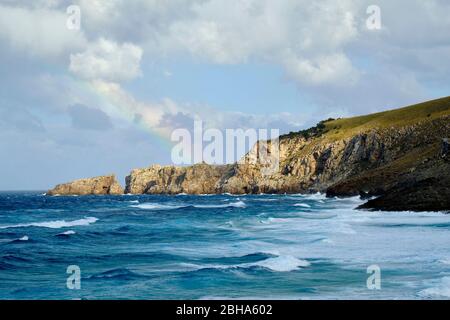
[322,96,450,141]
[283,96,450,142]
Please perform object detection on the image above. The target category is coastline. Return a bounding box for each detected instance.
[47,97,450,212]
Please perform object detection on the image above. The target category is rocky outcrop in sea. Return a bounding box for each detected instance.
[47,175,123,196]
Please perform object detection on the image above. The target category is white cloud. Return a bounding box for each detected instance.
[69,38,143,82]
[3,0,450,91]
[159,0,360,84]
[0,3,86,58]
[59,0,361,85]
[282,52,359,86]
[90,80,180,138]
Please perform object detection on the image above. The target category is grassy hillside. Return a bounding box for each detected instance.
[282,96,450,142]
[324,96,450,141]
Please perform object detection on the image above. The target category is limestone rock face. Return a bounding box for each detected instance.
[326,119,450,211]
[224,116,449,195]
[123,116,450,205]
[47,175,124,195]
[125,163,232,194]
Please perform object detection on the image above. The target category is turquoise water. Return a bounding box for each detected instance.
[0,192,449,299]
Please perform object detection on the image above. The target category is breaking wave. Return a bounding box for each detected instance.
[294,203,311,208]
[183,255,310,273]
[0,217,98,229]
[418,277,450,298]
[130,201,246,210]
[194,201,246,209]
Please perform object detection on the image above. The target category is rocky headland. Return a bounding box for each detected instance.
[48,97,450,212]
[47,175,123,196]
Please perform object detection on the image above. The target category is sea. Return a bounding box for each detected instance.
[0,191,449,300]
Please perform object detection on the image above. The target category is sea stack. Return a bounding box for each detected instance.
[47,175,124,196]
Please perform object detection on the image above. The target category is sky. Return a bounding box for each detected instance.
[0,0,450,190]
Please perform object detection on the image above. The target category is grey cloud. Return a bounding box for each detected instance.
[68,104,113,130]
[0,103,46,133]
[158,111,196,130]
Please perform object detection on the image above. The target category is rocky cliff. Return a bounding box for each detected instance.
[47,175,123,195]
[124,163,232,194]
[48,97,450,211]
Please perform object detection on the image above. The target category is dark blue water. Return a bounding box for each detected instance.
[1,191,449,299]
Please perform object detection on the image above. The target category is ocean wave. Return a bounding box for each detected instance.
[291,192,327,200]
[248,255,310,272]
[294,203,311,208]
[438,258,450,265]
[362,216,450,228]
[131,201,246,210]
[418,277,450,298]
[56,230,76,236]
[8,236,32,244]
[256,198,278,202]
[296,212,337,220]
[3,254,31,263]
[0,261,16,270]
[130,203,186,210]
[0,217,98,230]
[263,217,291,224]
[87,268,150,280]
[194,201,246,209]
[183,255,309,273]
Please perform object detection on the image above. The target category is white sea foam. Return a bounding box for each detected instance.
[130,203,186,210]
[418,277,450,298]
[296,212,337,220]
[257,198,277,202]
[18,235,29,241]
[132,200,246,210]
[0,217,98,229]
[58,230,76,236]
[296,192,327,200]
[181,255,309,273]
[194,201,246,209]
[294,203,311,208]
[266,217,291,223]
[247,255,310,272]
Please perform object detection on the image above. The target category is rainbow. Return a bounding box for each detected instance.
[69,76,175,152]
